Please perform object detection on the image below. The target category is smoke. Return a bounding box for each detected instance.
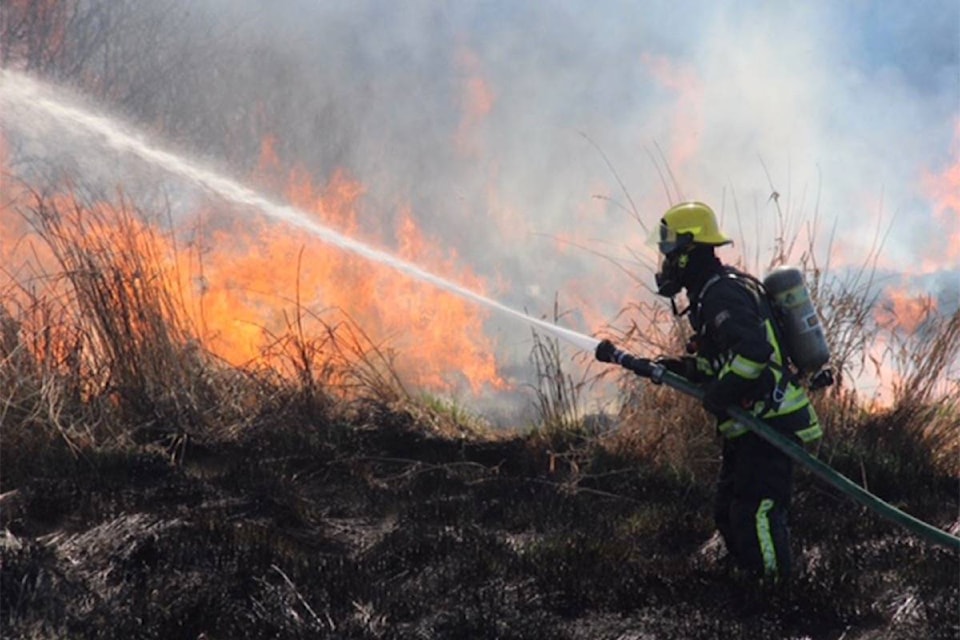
[188,0,959,295]
[1,0,957,410]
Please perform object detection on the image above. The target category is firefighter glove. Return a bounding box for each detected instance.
[702,373,758,419]
[655,356,698,381]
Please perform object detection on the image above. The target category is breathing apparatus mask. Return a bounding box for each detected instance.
[655,249,691,298]
[651,223,694,299]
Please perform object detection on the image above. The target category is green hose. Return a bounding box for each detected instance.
[658,370,960,552]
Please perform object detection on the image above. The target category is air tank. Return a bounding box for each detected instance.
[763,266,831,374]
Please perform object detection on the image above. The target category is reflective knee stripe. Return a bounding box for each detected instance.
[755,498,778,578]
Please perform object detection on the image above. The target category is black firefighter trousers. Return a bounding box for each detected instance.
[714,407,813,583]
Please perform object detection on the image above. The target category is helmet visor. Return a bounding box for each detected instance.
[647,222,695,255]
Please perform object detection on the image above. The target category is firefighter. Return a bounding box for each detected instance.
[599,201,822,584]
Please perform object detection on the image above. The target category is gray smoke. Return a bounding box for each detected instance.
[1,0,957,413]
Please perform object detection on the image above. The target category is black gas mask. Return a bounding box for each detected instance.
[653,225,694,298]
[655,249,689,298]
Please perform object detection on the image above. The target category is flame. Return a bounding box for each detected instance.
[920,119,960,263]
[874,286,936,334]
[454,46,496,156]
[0,174,173,374]
[641,52,703,181]
[177,140,505,393]
[392,207,502,390]
[0,133,505,395]
[863,285,938,407]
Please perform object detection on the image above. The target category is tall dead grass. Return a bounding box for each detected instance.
[0,189,428,484]
[1,180,956,492]
[576,185,959,485]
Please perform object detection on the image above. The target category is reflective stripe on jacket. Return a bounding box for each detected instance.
[692,270,822,442]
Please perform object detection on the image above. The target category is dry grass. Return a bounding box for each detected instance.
[527,299,591,436]
[1,178,957,493]
[563,179,960,496]
[0,189,447,483]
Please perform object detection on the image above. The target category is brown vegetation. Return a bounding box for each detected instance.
[0,192,957,639]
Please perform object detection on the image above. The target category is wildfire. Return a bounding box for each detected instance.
[454,45,496,157]
[640,52,703,181]
[921,119,960,263]
[0,133,506,396]
[875,286,936,334]
[859,284,941,407]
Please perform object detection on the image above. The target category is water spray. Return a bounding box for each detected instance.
[0,70,600,355]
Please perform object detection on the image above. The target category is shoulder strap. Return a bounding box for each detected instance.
[697,268,789,348]
[693,269,749,324]
[695,267,800,388]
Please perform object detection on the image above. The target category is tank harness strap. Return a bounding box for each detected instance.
[694,270,797,415]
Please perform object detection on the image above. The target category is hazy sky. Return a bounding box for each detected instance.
[205,0,958,404]
[207,1,958,296]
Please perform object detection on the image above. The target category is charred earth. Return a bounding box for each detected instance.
[2,403,958,639]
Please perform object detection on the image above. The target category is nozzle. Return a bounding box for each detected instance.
[595,339,663,381]
[595,339,623,364]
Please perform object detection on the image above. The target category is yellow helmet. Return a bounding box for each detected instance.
[651,201,732,254]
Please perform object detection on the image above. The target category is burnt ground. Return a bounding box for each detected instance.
[2,406,958,640]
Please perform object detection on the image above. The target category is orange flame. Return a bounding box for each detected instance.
[454,46,496,157]
[178,138,506,393]
[874,286,936,334]
[641,52,703,180]
[0,134,506,395]
[866,286,940,408]
[921,119,960,263]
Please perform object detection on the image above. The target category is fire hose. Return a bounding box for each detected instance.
[600,342,960,552]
